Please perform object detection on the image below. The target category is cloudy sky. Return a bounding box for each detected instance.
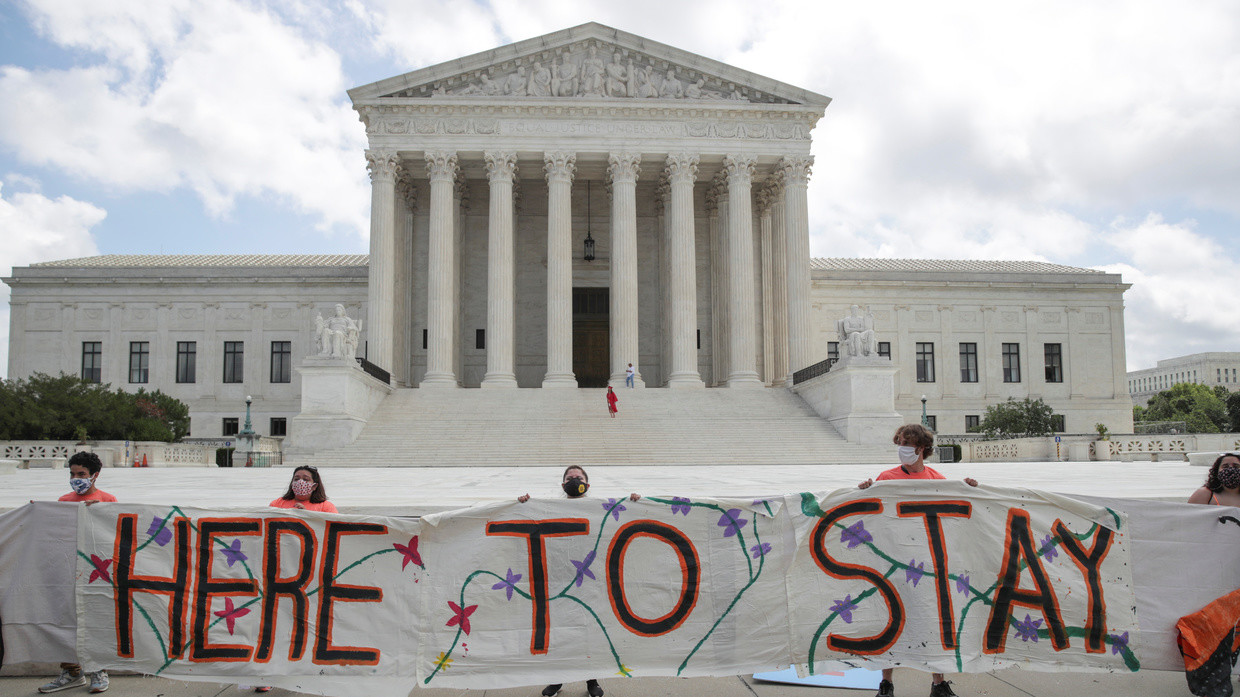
[1,0,1237,377]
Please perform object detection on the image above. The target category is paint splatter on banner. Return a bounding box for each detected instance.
[2,483,1156,696]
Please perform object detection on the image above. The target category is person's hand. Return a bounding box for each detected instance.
[517,494,530,503]
[629,493,641,501]
[293,502,305,510]
[964,478,978,487]
[858,478,874,490]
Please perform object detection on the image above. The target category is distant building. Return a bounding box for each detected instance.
[1127,352,1240,407]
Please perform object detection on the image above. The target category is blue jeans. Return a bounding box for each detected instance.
[625,374,634,387]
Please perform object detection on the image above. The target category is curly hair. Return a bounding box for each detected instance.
[1203,453,1240,492]
[68,451,103,476]
[893,423,936,458]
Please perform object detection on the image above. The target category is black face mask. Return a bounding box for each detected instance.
[563,477,588,497]
[1220,467,1240,490]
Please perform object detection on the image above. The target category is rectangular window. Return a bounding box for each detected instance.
[222,417,239,437]
[925,415,937,432]
[827,341,839,366]
[959,342,978,383]
[1002,343,1021,382]
[129,341,149,384]
[269,417,287,437]
[223,341,244,383]
[877,341,891,358]
[270,341,291,384]
[476,329,485,350]
[1044,343,1063,383]
[965,415,980,432]
[81,342,102,383]
[1051,414,1065,433]
[176,341,196,384]
[422,329,428,351]
[916,342,935,382]
[697,329,701,350]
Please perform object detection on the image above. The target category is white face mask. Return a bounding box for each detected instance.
[897,446,920,465]
[70,477,94,495]
[291,479,316,499]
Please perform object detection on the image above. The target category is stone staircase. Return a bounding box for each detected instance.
[291,387,894,467]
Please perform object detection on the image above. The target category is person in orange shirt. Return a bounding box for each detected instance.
[40,452,113,694]
[268,465,338,513]
[857,424,977,697]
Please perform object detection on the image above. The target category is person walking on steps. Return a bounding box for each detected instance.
[517,466,640,697]
[624,363,635,388]
[606,385,619,418]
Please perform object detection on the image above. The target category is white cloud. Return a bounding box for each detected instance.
[0,0,370,239]
[0,182,105,378]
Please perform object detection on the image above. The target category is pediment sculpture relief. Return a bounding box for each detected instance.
[396,42,785,104]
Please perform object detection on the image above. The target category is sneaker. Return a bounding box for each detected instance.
[586,679,604,697]
[875,679,895,697]
[541,685,561,697]
[929,681,957,697]
[38,670,86,693]
[87,670,109,694]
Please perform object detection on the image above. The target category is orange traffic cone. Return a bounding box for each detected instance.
[141,454,148,467]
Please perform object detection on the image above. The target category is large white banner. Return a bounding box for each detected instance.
[9,482,1228,697]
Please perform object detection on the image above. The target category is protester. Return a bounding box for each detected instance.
[517,466,639,697]
[39,452,112,694]
[606,386,619,418]
[1188,453,1240,505]
[857,423,977,697]
[269,465,338,512]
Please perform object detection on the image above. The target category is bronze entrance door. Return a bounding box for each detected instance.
[572,288,610,388]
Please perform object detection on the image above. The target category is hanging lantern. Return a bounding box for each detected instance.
[584,180,595,261]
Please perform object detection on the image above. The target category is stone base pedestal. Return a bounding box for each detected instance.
[285,357,393,456]
[791,359,902,446]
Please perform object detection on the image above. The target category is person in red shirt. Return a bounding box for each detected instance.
[857,424,977,697]
[40,452,113,694]
[606,386,619,418]
[268,465,338,513]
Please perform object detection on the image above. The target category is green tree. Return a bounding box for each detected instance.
[1142,382,1227,433]
[979,397,1058,439]
[0,373,190,442]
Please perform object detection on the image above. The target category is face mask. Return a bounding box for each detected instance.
[1220,467,1240,490]
[562,477,588,497]
[70,477,93,495]
[292,479,317,499]
[897,446,920,465]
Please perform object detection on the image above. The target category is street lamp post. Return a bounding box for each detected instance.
[238,395,257,467]
[920,394,928,428]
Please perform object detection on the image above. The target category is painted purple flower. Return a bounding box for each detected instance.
[955,574,971,595]
[750,542,771,558]
[670,497,692,515]
[830,595,859,623]
[220,539,247,568]
[840,521,872,549]
[603,498,627,521]
[1014,614,1043,643]
[145,516,172,547]
[717,509,748,537]
[571,550,597,587]
[1109,631,1129,656]
[905,560,925,587]
[1039,535,1059,562]
[491,567,522,601]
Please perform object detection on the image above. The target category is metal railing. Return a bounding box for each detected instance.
[792,358,835,385]
[356,356,391,384]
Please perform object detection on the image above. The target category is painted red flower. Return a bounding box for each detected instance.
[88,554,112,584]
[446,601,478,635]
[213,597,251,635]
[394,535,423,570]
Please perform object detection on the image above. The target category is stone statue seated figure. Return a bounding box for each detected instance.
[836,304,877,358]
[315,304,363,360]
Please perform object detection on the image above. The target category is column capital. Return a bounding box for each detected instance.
[664,152,699,185]
[777,154,814,186]
[396,172,418,210]
[366,149,400,182]
[607,152,641,184]
[425,151,459,182]
[722,154,756,186]
[543,151,576,183]
[484,151,519,183]
[755,184,778,215]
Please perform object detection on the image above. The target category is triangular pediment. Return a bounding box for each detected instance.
[348,22,830,107]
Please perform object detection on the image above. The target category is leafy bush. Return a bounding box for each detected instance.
[978,397,1059,439]
[0,373,190,442]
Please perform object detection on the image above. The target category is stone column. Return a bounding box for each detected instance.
[365,149,400,372]
[543,151,577,388]
[422,151,459,387]
[393,174,417,387]
[608,152,643,387]
[453,178,468,386]
[656,178,670,386]
[666,153,704,388]
[757,186,775,385]
[710,174,731,386]
[770,183,789,386]
[780,155,815,377]
[482,151,518,388]
[723,154,762,387]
